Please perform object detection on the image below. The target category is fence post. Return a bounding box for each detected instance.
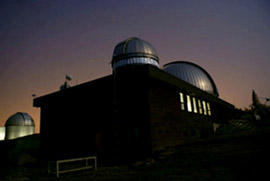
[56,161,59,178]
[95,157,97,171]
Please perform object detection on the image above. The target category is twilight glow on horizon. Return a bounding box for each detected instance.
[0,0,270,133]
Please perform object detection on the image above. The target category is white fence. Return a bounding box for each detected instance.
[55,156,97,177]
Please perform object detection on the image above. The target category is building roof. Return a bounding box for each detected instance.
[163,61,219,97]
[111,37,159,70]
[34,65,233,109]
[5,112,35,127]
[33,75,113,107]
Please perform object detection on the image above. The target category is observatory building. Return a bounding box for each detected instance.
[4,112,35,140]
[34,37,234,162]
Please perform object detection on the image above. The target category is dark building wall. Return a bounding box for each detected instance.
[147,78,214,151]
[113,66,153,161]
[146,66,235,151]
[148,82,184,151]
[36,70,153,162]
[210,101,235,124]
[36,76,115,161]
[40,103,98,160]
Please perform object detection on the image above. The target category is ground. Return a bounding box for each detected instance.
[0,126,269,180]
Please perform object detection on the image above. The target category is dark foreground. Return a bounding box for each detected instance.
[1,127,270,181]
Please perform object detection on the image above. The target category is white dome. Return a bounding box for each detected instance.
[5,112,35,140]
[5,112,35,127]
[111,37,159,70]
[163,61,219,96]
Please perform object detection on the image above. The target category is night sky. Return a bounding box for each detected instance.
[1,0,269,133]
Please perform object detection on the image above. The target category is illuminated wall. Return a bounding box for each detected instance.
[0,127,5,141]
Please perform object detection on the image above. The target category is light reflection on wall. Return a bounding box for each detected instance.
[186,95,192,112]
[0,127,5,141]
[207,102,211,116]
[180,92,212,116]
[198,99,203,114]
[192,97,198,113]
[179,92,185,110]
[202,101,207,115]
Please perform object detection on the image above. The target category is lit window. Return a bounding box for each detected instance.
[186,95,192,112]
[179,92,185,110]
[198,99,203,114]
[207,102,211,116]
[202,101,207,115]
[192,97,197,113]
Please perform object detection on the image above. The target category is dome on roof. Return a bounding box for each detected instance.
[163,61,219,97]
[5,112,35,127]
[111,37,159,70]
[5,112,35,140]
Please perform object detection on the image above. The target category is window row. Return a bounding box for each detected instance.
[179,92,211,116]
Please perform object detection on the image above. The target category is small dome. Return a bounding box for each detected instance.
[5,112,35,127]
[111,37,159,70]
[163,61,219,96]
